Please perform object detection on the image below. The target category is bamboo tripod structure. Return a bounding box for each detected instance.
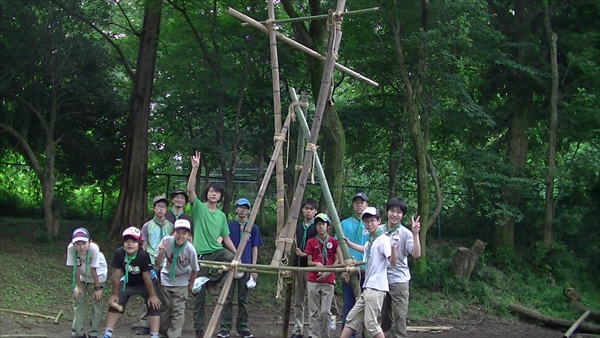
[203,2,378,337]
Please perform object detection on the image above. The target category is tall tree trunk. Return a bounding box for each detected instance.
[388,122,402,199]
[543,4,559,248]
[110,1,162,236]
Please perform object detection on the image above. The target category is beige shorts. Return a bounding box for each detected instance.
[344,288,386,336]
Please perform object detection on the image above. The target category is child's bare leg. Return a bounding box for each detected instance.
[105,312,119,329]
[339,327,355,338]
[149,315,160,332]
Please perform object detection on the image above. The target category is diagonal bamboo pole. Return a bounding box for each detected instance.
[225,7,378,87]
[271,1,347,269]
[203,112,294,338]
[289,88,363,300]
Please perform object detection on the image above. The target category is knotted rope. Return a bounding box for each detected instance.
[306,143,319,184]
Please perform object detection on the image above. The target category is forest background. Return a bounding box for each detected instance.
[0,0,599,330]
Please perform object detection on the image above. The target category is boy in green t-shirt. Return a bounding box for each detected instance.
[187,150,237,338]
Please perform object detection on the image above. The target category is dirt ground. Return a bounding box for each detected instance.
[0,299,588,338]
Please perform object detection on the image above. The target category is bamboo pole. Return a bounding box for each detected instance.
[53,309,62,324]
[202,112,295,338]
[0,335,48,338]
[266,0,286,240]
[271,2,347,269]
[282,278,294,338]
[289,88,363,300]
[564,310,591,338]
[0,308,55,320]
[225,7,378,87]
[407,326,453,332]
[242,7,380,26]
[199,259,363,273]
[293,92,308,188]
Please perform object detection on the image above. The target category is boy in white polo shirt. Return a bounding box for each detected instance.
[66,228,108,338]
[156,219,200,338]
[340,207,398,338]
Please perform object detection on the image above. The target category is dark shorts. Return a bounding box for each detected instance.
[108,279,161,316]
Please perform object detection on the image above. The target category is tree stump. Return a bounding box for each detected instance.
[451,239,486,281]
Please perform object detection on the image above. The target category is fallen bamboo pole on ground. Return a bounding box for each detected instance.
[506,303,600,334]
[53,309,62,324]
[0,308,55,320]
[564,310,591,338]
[407,326,453,332]
[0,335,48,338]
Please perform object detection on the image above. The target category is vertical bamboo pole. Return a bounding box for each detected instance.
[289,88,363,301]
[293,93,308,188]
[266,0,286,238]
[203,113,294,338]
[271,1,347,268]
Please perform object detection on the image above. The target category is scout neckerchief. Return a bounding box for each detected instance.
[153,217,168,239]
[171,208,184,220]
[123,250,137,290]
[384,222,401,235]
[72,249,89,290]
[169,239,187,281]
[365,229,384,271]
[316,234,330,265]
[352,214,364,244]
[238,219,248,242]
[299,219,315,251]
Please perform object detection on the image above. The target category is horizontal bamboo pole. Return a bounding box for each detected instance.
[242,7,380,26]
[199,259,364,273]
[407,326,453,332]
[0,308,55,320]
[226,7,379,87]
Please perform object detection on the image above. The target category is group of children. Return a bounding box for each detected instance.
[290,193,421,338]
[67,150,420,338]
[67,151,263,338]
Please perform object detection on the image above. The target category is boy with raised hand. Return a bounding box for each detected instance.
[66,228,108,338]
[290,198,318,338]
[186,150,237,338]
[217,198,263,338]
[155,219,200,338]
[103,227,162,338]
[380,198,421,338]
[138,195,173,335]
[305,213,343,338]
[340,207,398,338]
[165,189,194,227]
[338,192,370,337]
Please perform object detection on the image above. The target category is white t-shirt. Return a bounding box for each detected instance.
[157,236,200,287]
[66,242,108,283]
[362,234,391,292]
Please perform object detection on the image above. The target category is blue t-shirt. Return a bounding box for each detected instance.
[338,215,370,262]
[227,219,263,264]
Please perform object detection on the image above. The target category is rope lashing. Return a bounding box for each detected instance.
[294,165,303,172]
[216,259,241,274]
[306,143,319,184]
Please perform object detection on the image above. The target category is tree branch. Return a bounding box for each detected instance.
[0,122,43,177]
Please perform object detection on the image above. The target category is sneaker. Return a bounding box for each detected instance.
[206,282,220,296]
[239,331,253,338]
[136,326,150,335]
[216,330,230,337]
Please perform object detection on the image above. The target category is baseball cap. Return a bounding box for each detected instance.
[169,189,189,203]
[314,213,331,224]
[122,226,142,241]
[152,195,169,207]
[361,206,380,219]
[71,228,90,244]
[173,219,192,231]
[235,198,251,208]
[352,192,368,202]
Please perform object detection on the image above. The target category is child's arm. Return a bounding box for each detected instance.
[73,269,84,299]
[388,245,398,267]
[334,246,343,265]
[251,246,258,281]
[188,270,197,294]
[307,254,323,268]
[108,268,122,306]
[90,267,103,301]
[142,271,161,310]
[342,237,365,253]
[222,235,237,254]
[155,238,167,266]
[187,151,200,204]
[411,215,422,258]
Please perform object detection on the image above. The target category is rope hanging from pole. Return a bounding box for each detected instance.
[306,143,319,184]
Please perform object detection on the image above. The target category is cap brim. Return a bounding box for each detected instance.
[72,237,90,243]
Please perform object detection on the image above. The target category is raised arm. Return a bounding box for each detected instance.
[342,237,365,253]
[187,151,201,204]
[411,215,422,258]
